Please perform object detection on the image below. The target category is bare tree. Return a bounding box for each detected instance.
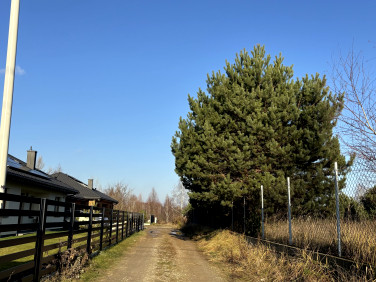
[332,47,376,169]
[171,181,189,211]
[36,156,45,170]
[105,182,133,211]
[147,188,162,221]
[163,195,172,223]
[46,163,63,174]
[135,193,144,213]
[128,194,138,212]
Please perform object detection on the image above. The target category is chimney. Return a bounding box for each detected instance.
[26,146,37,170]
[88,179,93,189]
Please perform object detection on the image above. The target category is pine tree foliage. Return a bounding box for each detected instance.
[171,45,353,226]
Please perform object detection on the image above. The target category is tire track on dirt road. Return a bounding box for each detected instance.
[96,225,226,282]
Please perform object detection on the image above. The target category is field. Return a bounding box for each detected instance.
[265,218,376,266]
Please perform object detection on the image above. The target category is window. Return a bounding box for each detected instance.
[0,188,8,209]
[1,188,8,210]
[21,193,32,211]
[54,197,61,213]
[20,193,34,219]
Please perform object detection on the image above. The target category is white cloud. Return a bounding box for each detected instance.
[15,65,25,75]
[0,65,26,75]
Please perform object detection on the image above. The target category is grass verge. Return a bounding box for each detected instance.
[77,230,145,281]
[196,229,373,281]
[43,230,146,281]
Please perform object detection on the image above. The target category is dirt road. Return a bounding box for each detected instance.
[97,225,226,282]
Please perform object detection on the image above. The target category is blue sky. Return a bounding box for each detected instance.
[0,0,375,201]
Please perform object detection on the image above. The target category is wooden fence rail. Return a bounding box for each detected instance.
[0,193,144,281]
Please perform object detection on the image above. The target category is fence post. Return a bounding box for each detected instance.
[334,162,342,257]
[116,210,120,243]
[127,212,131,237]
[131,212,133,233]
[134,213,136,232]
[99,207,105,251]
[287,177,292,245]
[125,212,129,237]
[261,185,265,240]
[109,209,113,246]
[87,206,93,254]
[121,211,125,239]
[68,203,75,249]
[34,198,47,282]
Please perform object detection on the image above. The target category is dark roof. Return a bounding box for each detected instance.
[6,155,78,195]
[93,189,118,204]
[50,173,118,204]
[51,172,101,201]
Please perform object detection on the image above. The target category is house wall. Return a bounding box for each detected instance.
[1,179,68,236]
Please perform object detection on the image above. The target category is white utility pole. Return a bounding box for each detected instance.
[0,0,20,196]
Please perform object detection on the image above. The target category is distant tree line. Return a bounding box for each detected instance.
[104,181,189,224]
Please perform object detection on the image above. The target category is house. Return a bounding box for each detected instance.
[0,147,79,234]
[51,172,118,209]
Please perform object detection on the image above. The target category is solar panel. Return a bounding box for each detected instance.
[7,156,22,169]
[29,169,50,178]
[7,156,50,179]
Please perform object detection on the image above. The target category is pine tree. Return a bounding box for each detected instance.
[171,45,353,232]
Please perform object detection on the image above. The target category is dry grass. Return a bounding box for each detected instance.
[41,248,89,281]
[198,229,374,281]
[265,218,376,266]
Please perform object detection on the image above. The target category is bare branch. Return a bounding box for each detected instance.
[332,46,376,171]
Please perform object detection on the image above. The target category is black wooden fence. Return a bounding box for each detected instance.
[0,192,144,281]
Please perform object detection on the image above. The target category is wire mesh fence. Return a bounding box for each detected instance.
[258,158,376,266]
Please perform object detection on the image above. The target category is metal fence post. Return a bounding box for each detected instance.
[87,206,93,254]
[334,162,342,257]
[67,203,75,249]
[287,177,292,245]
[99,207,105,251]
[34,198,47,282]
[261,185,265,240]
